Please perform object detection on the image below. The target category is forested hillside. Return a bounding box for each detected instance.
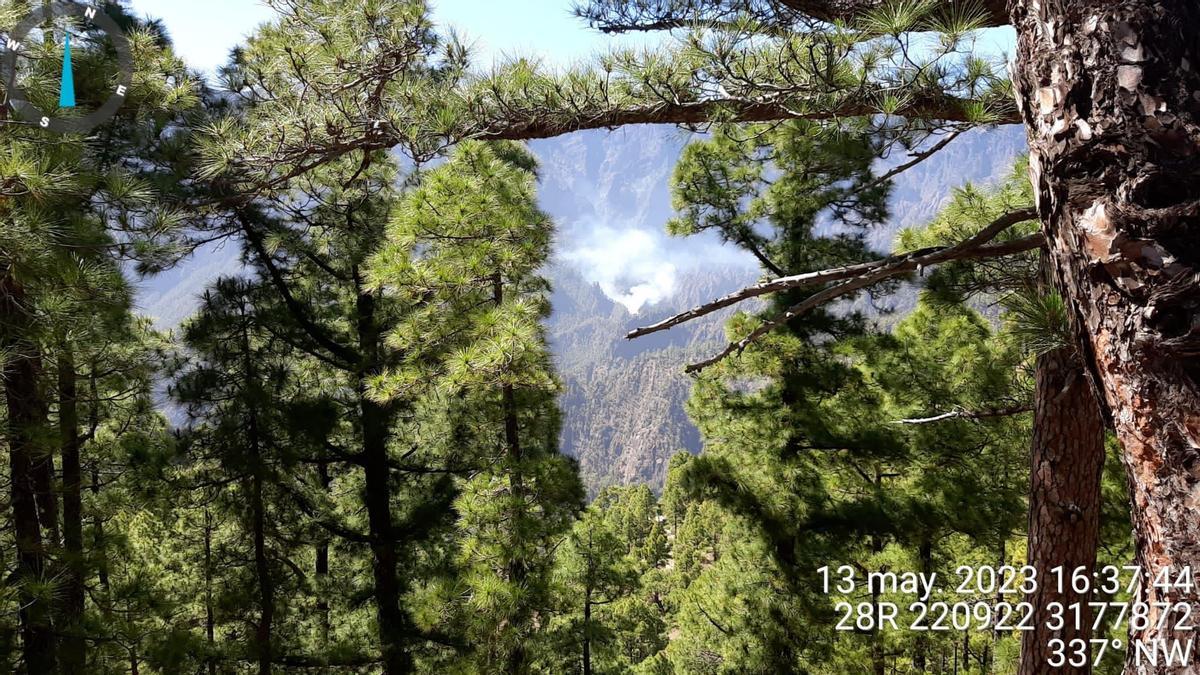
[1,0,1195,673]
[140,124,1028,494]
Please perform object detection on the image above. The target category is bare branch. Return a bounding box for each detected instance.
[629,206,1038,340]
[892,405,1033,425]
[683,232,1041,372]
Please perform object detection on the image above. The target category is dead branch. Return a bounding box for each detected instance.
[654,212,1042,373]
[892,405,1033,425]
[628,206,1038,341]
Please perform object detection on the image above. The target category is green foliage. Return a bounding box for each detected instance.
[369,140,585,672]
[1001,291,1072,357]
[0,2,1140,674]
[540,486,666,674]
[897,159,1038,304]
[668,120,890,277]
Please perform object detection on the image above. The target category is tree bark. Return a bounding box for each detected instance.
[502,383,528,672]
[58,348,87,675]
[1012,1,1200,670]
[250,468,273,675]
[1018,346,1106,675]
[32,434,59,551]
[582,529,593,675]
[870,466,885,675]
[582,587,592,675]
[1,273,57,675]
[914,536,933,671]
[88,368,110,600]
[363,393,409,675]
[203,506,217,675]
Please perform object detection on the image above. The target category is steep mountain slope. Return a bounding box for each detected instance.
[534,125,1027,493]
[547,264,755,492]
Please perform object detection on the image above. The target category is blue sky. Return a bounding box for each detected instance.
[127,0,655,76]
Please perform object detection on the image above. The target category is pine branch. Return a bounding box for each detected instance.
[229,92,1011,200]
[206,0,1019,198]
[628,206,1038,341]
[577,0,1011,33]
[240,220,361,368]
[472,93,1018,141]
[863,126,966,192]
[776,0,1009,27]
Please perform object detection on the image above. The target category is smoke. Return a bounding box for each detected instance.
[561,223,749,314]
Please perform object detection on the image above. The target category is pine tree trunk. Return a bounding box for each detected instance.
[503,380,528,675]
[356,287,412,675]
[582,585,592,675]
[127,614,139,675]
[1018,347,1106,674]
[203,507,217,675]
[1,274,57,675]
[914,537,933,672]
[869,475,885,675]
[89,368,110,600]
[251,469,273,675]
[316,458,331,648]
[240,321,274,675]
[32,434,59,549]
[1012,1,1200,669]
[363,393,409,674]
[58,348,87,674]
[496,274,529,675]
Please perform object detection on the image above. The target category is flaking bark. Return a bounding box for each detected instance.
[1012,1,1200,670]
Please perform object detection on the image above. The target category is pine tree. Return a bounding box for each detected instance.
[193,3,1200,661]
[368,140,584,673]
[545,489,660,675]
[0,4,195,670]
[645,119,1046,672]
[172,278,303,675]
[649,119,900,671]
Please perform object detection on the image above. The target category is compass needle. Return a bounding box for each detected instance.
[59,32,75,109]
[3,3,130,133]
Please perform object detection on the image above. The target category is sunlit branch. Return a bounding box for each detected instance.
[681,232,1041,373]
[892,404,1033,425]
[628,206,1037,341]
